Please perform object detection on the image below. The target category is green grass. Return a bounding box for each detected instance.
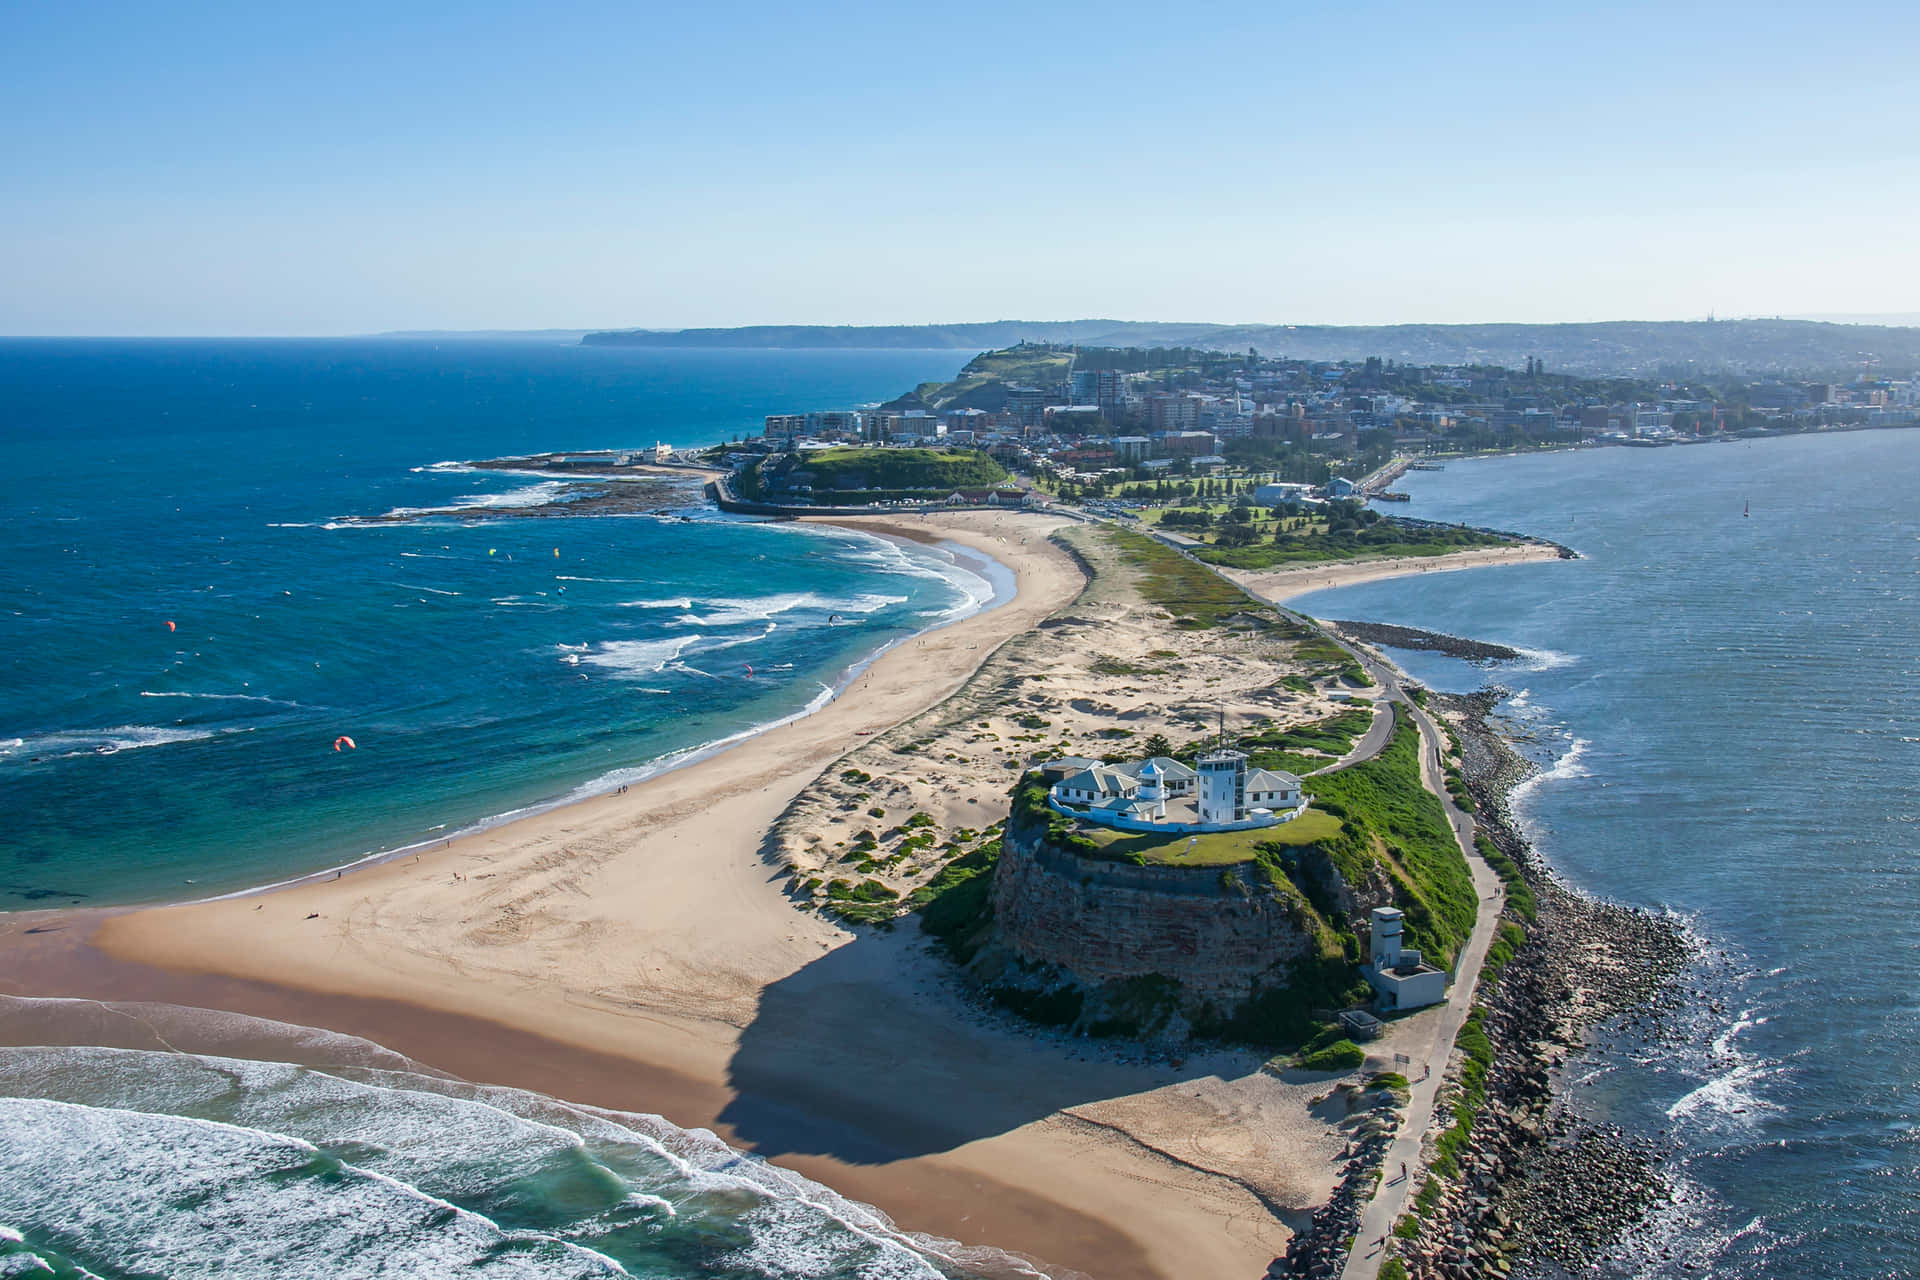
[1296,1038,1366,1071]
[1103,525,1260,628]
[1305,708,1477,969]
[912,839,1002,960]
[1475,832,1538,923]
[1196,537,1504,570]
[740,446,1007,502]
[916,348,1075,410]
[1431,1007,1494,1178]
[1241,707,1374,762]
[1190,518,1514,571]
[1075,808,1344,866]
[1483,920,1527,986]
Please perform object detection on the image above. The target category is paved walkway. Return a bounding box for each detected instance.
[1232,574,1509,1280]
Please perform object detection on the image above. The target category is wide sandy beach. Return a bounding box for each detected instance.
[0,510,1346,1280]
[1221,541,1565,604]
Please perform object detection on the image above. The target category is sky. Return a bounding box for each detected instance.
[3,0,1917,335]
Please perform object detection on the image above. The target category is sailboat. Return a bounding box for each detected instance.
[1743,500,1750,518]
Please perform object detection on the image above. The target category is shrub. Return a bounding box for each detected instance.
[1297,1039,1366,1071]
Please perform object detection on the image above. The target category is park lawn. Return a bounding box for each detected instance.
[1078,807,1344,866]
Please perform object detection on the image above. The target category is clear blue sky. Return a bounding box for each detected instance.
[4,0,1915,335]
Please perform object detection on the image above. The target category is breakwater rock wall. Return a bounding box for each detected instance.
[988,822,1317,1003]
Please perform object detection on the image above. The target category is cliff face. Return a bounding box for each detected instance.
[988,831,1318,1003]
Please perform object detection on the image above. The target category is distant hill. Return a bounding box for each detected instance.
[582,319,1920,376]
[582,321,1223,352]
[370,329,593,342]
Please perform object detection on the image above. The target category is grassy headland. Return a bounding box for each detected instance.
[736,446,1008,503]
[910,347,1075,411]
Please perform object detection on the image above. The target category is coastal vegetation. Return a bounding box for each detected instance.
[1185,503,1515,571]
[1102,525,1266,628]
[1293,1025,1368,1071]
[1302,708,1478,967]
[909,347,1075,411]
[735,446,1007,503]
[1239,705,1375,773]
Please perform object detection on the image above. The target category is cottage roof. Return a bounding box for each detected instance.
[1244,767,1304,792]
[1038,756,1102,780]
[1096,797,1160,816]
[1056,765,1137,796]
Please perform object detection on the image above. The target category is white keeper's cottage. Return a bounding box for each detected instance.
[1046,745,1305,835]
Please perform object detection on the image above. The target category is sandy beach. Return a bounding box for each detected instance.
[1220,542,1566,605]
[1,509,1351,1280]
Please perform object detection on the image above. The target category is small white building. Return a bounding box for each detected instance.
[1364,907,1446,1011]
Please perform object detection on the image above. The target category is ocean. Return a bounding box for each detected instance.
[1287,431,1920,1278]
[0,339,990,907]
[0,339,1019,1279]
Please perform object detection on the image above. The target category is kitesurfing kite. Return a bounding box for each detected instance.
[165,620,176,632]
[333,736,357,752]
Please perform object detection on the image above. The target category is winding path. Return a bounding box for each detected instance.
[1124,515,1510,1280]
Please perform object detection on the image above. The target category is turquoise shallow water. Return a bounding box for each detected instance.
[1289,432,1920,1277]
[0,340,1035,1278]
[0,339,980,906]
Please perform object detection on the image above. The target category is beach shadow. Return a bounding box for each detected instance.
[719,929,1194,1164]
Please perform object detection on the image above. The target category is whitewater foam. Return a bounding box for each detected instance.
[380,481,576,521]
[579,638,699,677]
[0,1035,966,1280]
[1509,736,1590,804]
[0,724,239,763]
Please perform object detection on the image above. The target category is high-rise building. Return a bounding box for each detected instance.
[1004,386,1051,430]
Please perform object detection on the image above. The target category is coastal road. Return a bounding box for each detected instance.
[1222,554,1512,1280]
[1335,693,1505,1280]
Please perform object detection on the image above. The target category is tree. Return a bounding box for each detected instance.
[1141,733,1174,760]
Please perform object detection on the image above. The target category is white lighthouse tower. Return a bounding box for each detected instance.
[1136,758,1169,820]
[1196,747,1248,824]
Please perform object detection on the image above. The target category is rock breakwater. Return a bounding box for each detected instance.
[1329,623,1523,665]
[1387,690,1694,1280]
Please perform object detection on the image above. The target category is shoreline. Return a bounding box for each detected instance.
[1,508,1316,1280]
[1378,689,1694,1278]
[1218,541,1567,605]
[112,515,1017,912]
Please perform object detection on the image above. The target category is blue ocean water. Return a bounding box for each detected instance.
[0,339,980,906]
[1290,432,1920,1278]
[0,341,1049,1279]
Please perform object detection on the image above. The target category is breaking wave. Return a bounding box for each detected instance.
[0,1028,987,1279]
